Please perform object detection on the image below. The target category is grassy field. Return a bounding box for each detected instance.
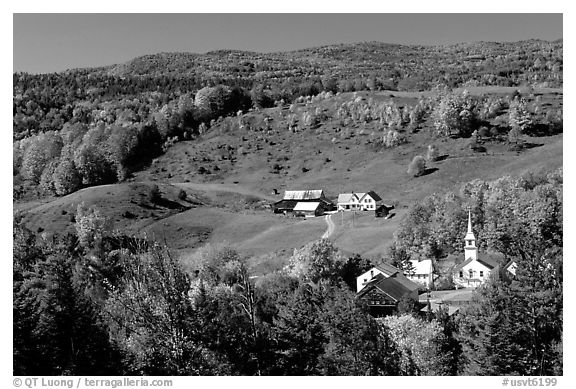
[15,88,563,274]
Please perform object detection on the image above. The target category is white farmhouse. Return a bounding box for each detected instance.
[337,191,382,211]
[405,259,434,288]
[356,263,400,292]
[452,210,498,288]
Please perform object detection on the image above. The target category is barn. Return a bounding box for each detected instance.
[272,189,335,214]
[292,201,325,217]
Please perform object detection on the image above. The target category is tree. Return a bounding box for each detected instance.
[148,184,161,204]
[73,128,116,186]
[53,146,82,196]
[108,125,140,181]
[250,85,275,109]
[380,314,452,375]
[407,155,427,177]
[103,243,210,375]
[318,285,400,375]
[38,160,58,195]
[340,254,373,291]
[13,234,123,375]
[458,248,562,376]
[271,284,327,375]
[74,203,111,249]
[508,96,534,133]
[426,144,439,162]
[431,90,476,137]
[285,239,345,284]
[20,132,63,184]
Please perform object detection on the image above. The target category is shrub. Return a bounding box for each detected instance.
[431,90,476,137]
[478,126,490,139]
[508,97,534,133]
[177,189,187,201]
[148,184,161,204]
[426,144,439,162]
[407,155,427,177]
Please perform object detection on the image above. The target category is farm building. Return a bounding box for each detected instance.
[292,202,326,217]
[419,289,476,316]
[272,189,335,214]
[375,204,395,218]
[356,269,420,316]
[337,191,383,211]
[271,199,299,214]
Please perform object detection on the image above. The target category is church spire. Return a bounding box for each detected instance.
[464,207,477,261]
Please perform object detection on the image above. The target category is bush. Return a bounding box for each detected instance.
[407,155,427,177]
[177,189,187,201]
[478,126,490,139]
[148,184,161,204]
[426,144,439,162]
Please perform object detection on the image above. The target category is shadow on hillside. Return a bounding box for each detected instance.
[435,154,449,162]
[138,198,191,211]
[523,142,544,150]
[525,123,562,137]
[421,167,439,176]
[155,198,191,211]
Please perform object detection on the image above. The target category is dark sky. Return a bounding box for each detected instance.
[13,13,563,74]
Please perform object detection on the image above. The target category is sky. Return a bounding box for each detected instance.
[13,13,563,74]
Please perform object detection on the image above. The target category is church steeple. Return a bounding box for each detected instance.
[464,208,477,261]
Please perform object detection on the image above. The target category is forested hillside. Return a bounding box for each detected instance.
[13,39,563,376]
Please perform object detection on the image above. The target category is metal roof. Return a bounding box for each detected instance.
[293,202,321,211]
[283,190,324,200]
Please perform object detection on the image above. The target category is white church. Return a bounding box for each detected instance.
[452,210,499,288]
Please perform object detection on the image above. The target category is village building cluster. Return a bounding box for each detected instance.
[271,189,393,218]
[355,209,518,316]
[272,190,518,317]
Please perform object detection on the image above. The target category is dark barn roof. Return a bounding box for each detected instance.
[358,273,416,303]
[272,199,298,211]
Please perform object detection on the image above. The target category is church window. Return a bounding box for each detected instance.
[459,271,463,278]
[480,271,484,277]
[469,269,474,278]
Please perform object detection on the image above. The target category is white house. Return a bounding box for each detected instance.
[356,263,403,293]
[405,259,434,288]
[338,191,382,211]
[452,210,499,288]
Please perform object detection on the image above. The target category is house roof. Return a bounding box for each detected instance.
[390,272,420,292]
[421,303,460,316]
[503,260,517,275]
[453,256,499,272]
[477,257,499,269]
[272,199,298,209]
[374,263,401,278]
[358,274,414,302]
[363,191,382,202]
[338,191,383,204]
[409,259,433,275]
[337,193,358,203]
[283,190,324,201]
[293,202,321,211]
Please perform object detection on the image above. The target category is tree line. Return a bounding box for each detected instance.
[14,169,563,375]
